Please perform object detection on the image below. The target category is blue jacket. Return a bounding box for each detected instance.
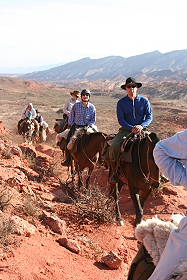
[117,95,153,131]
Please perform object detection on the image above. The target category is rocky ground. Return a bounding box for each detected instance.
[0,121,186,280]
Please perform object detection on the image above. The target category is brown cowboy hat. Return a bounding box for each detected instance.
[70,90,80,97]
[121,77,142,90]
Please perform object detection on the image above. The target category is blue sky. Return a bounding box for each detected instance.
[0,0,186,69]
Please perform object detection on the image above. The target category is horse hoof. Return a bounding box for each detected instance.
[117,220,125,226]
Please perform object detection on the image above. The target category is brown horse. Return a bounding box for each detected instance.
[108,132,160,225]
[54,115,68,134]
[70,132,106,188]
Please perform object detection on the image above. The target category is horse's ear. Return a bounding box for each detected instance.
[149,132,159,144]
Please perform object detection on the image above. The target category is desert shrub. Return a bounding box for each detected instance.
[22,194,42,220]
[0,218,14,246]
[73,184,116,224]
[20,146,37,164]
[0,186,13,211]
[22,152,36,164]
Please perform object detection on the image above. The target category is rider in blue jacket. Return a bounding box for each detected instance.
[109,77,153,182]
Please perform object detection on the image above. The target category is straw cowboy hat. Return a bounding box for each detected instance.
[70,90,80,97]
[121,77,142,90]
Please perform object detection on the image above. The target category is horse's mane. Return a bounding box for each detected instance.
[77,132,105,151]
[130,132,159,177]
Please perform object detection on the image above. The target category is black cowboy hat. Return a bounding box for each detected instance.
[121,77,142,90]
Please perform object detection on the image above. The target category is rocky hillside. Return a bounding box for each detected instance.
[21,50,187,82]
[0,121,187,280]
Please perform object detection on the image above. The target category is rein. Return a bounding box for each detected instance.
[80,133,106,167]
[136,133,160,184]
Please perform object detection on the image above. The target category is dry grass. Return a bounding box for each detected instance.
[22,153,36,164]
[72,183,116,224]
[21,194,43,225]
[0,185,13,211]
[0,218,14,246]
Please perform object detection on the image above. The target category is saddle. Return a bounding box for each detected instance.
[120,133,138,163]
[120,131,149,163]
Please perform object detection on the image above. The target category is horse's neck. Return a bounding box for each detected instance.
[78,133,104,152]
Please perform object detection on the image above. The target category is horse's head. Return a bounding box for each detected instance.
[23,119,35,144]
[100,134,115,168]
[54,118,68,133]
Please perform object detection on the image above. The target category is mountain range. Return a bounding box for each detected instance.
[21,49,187,83]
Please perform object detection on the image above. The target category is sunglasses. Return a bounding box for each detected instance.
[81,93,90,96]
[126,85,137,89]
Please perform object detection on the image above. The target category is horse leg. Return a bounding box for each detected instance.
[139,187,152,209]
[77,171,83,190]
[70,161,76,184]
[129,186,143,225]
[113,180,124,226]
[85,166,94,188]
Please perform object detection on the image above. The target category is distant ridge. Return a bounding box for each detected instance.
[21,49,187,82]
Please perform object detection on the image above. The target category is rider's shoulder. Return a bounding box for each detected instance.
[117,95,129,104]
[73,101,82,107]
[89,102,96,109]
[137,95,149,102]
